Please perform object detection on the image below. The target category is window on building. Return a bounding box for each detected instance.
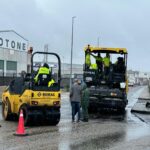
[0,60,4,76]
[6,61,17,76]
[7,61,17,70]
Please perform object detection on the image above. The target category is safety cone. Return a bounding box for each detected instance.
[14,110,28,136]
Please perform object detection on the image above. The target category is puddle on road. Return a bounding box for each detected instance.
[59,140,71,150]
[69,132,125,150]
[0,88,149,150]
[27,127,59,136]
[125,125,150,141]
[58,124,127,150]
[127,87,146,124]
[125,86,150,140]
[58,122,72,133]
[65,125,150,150]
[58,87,150,150]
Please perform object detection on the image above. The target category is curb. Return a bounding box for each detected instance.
[131,109,150,114]
[138,98,150,101]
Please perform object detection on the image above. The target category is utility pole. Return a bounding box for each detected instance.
[70,16,76,90]
[44,44,48,63]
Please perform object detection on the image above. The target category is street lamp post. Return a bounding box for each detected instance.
[62,56,64,75]
[70,16,76,90]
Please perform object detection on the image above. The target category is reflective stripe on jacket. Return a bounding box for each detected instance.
[48,79,55,87]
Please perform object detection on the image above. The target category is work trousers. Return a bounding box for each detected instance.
[96,61,103,72]
[81,102,89,120]
[104,67,109,77]
[71,102,80,121]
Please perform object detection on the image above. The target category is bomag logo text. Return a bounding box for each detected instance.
[43,93,55,96]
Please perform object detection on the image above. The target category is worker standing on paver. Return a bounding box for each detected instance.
[103,53,111,78]
[70,79,82,122]
[91,53,103,72]
[81,83,90,122]
[85,48,91,69]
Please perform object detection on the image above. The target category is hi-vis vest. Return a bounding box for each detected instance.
[95,56,103,62]
[85,53,91,66]
[103,57,110,67]
[34,67,50,83]
[90,64,98,70]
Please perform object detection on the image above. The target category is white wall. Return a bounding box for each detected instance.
[0,47,28,75]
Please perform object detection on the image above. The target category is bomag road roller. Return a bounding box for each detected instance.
[83,45,128,113]
[2,52,61,126]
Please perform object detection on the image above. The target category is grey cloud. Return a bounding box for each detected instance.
[0,0,150,71]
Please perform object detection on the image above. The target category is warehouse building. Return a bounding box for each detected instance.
[0,30,30,76]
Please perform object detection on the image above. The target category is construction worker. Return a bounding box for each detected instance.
[34,63,55,87]
[70,79,82,122]
[81,83,89,122]
[115,57,125,73]
[85,49,91,69]
[91,53,103,72]
[34,63,50,83]
[103,53,111,78]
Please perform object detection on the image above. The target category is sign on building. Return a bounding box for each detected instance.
[0,30,28,51]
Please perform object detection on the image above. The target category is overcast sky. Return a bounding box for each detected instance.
[0,0,150,71]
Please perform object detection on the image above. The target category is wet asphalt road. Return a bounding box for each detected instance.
[0,86,150,150]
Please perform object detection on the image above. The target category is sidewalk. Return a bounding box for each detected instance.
[131,86,150,114]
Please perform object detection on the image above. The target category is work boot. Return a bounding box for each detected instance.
[81,118,88,122]
[77,120,80,123]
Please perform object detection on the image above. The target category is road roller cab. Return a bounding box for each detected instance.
[2,52,61,126]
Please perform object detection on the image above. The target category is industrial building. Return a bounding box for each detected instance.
[0,30,30,77]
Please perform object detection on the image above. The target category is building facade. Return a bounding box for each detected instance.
[0,30,29,76]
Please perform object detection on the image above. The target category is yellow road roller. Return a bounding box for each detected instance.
[2,52,61,126]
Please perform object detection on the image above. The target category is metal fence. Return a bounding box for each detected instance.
[0,72,83,89]
[0,72,18,86]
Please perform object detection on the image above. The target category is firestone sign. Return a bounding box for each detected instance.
[0,31,28,51]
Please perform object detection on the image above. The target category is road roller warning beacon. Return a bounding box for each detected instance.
[2,51,61,126]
